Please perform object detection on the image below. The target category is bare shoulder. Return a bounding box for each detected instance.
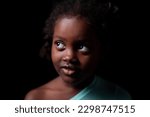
[24,77,78,100]
[24,78,61,100]
[24,87,48,100]
[24,89,37,100]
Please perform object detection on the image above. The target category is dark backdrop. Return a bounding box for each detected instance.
[1,0,149,99]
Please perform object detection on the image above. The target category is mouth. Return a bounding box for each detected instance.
[61,67,76,75]
[60,65,78,76]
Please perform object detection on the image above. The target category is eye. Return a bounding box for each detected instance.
[78,43,89,53]
[54,40,65,50]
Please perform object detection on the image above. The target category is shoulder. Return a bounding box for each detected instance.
[24,89,37,100]
[24,87,49,100]
[94,76,131,100]
[24,81,54,100]
[24,78,64,100]
[114,85,131,100]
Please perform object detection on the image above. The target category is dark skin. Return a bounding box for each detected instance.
[25,16,101,100]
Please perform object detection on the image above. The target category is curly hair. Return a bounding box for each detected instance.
[40,0,119,60]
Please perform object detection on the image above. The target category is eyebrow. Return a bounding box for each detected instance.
[53,35,67,41]
[53,35,90,42]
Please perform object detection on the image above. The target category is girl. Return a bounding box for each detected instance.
[25,0,131,100]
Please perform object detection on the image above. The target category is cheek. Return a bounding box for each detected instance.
[79,55,96,70]
[51,46,61,66]
[79,51,100,73]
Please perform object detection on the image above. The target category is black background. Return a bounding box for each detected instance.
[1,0,149,99]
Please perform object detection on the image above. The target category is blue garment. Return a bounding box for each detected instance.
[70,76,131,100]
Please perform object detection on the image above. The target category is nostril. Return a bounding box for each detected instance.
[70,58,78,63]
[62,48,80,64]
[62,55,79,65]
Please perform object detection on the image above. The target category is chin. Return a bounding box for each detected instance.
[61,75,76,84]
[61,73,90,86]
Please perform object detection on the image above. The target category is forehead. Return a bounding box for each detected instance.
[53,17,92,40]
[55,16,89,30]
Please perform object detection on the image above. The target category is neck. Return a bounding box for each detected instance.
[58,75,95,90]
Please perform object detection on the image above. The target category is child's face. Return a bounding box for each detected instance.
[51,17,101,84]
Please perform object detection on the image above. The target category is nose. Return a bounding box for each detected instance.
[62,48,78,63]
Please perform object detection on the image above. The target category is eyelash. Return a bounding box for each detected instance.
[54,40,89,53]
[54,40,65,50]
[77,43,89,53]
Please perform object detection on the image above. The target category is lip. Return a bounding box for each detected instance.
[61,67,76,75]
